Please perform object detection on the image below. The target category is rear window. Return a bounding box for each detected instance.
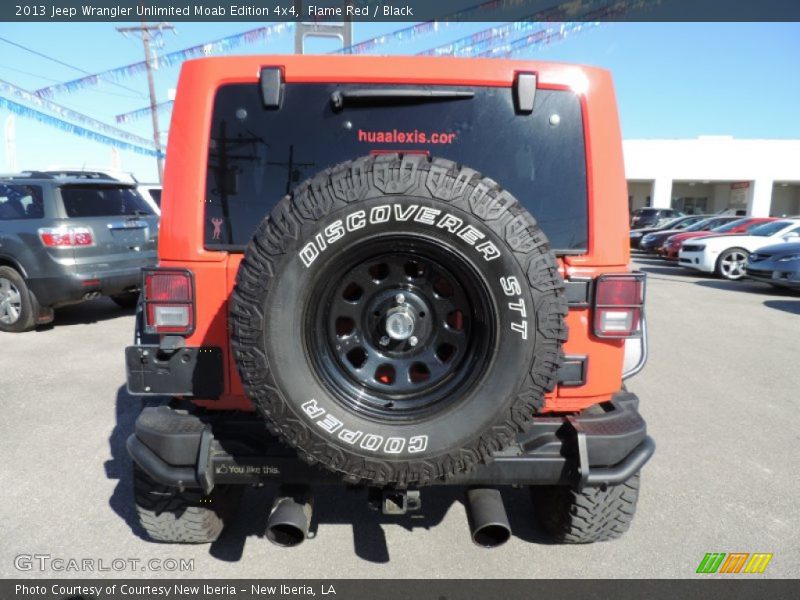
[204,83,588,253]
[0,183,43,220]
[60,185,155,218]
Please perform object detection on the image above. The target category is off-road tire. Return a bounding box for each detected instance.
[0,266,36,333]
[133,465,240,543]
[530,473,641,543]
[110,292,140,309]
[231,154,567,486]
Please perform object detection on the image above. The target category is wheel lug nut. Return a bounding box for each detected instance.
[395,293,405,304]
[379,336,390,346]
[409,336,418,347]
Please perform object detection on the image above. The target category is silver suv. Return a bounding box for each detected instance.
[0,171,158,332]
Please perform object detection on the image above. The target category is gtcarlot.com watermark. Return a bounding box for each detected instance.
[14,553,194,573]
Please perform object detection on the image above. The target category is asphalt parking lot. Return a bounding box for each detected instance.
[1,256,798,579]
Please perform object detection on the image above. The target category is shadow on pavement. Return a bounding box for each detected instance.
[39,297,134,330]
[107,385,553,562]
[105,385,162,541]
[763,299,800,315]
[694,280,797,296]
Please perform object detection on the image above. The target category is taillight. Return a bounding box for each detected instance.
[143,268,194,335]
[38,227,94,247]
[593,273,646,339]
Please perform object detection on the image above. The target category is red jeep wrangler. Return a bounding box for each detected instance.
[126,55,653,548]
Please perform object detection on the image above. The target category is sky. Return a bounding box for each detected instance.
[1,21,799,182]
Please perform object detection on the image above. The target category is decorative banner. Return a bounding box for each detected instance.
[35,22,295,98]
[476,22,601,58]
[0,79,154,147]
[418,21,557,57]
[0,96,162,158]
[417,0,658,57]
[116,100,174,124]
[4,114,16,172]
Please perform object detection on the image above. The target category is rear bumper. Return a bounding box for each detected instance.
[27,264,152,307]
[126,391,654,493]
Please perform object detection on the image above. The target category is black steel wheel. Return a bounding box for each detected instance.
[307,240,494,420]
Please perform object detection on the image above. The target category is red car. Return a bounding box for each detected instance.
[661,217,777,260]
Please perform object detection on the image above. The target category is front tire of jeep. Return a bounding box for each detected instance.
[231,154,568,487]
[133,465,241,543]
[530,473,641,543]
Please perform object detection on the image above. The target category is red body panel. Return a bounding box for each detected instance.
[158,56,632,413]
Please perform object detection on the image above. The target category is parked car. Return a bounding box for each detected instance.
[745,242,800,291]
[44,167,161,215]
[629,214,706,249]
[0,171,158,332]
[638,215,736,254]
[679,219,800,280]
[123,56,654,547]
[630,207,683,229]
[661,217,776,260]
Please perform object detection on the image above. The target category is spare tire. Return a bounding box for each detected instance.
[231,154,567,486]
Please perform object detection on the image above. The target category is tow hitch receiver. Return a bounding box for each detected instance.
[369,488,422,515]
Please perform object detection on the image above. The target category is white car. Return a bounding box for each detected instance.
[678,219,800,280]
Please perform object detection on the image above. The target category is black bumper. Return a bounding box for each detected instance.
[27,267,147,308]
[127,392,655,493]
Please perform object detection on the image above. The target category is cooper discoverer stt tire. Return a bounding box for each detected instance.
[231,154,567,486]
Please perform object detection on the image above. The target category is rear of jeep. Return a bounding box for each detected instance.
[125,56,653,547]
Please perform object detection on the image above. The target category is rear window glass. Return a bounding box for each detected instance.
[60,185,155,218]
[204,83,588,253]
[0,184,43,220]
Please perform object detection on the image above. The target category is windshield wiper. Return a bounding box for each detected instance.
[330,88,474,111]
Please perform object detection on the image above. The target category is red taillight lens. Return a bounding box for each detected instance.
[593,273,646,339]
[38,227,94,247]
[143,269,194,334]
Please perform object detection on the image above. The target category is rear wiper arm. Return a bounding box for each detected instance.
[330,88,474,111]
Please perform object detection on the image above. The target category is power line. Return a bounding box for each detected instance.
[0,35,146,99]
[0,63,146,99]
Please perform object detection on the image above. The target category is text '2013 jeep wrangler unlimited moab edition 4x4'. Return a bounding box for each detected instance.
[125,56,654,548]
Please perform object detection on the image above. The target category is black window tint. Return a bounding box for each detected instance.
[0,184,44,220]
[205,83,588,252]
[60,185,154,217]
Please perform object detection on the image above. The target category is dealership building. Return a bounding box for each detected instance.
[624,137,800,218]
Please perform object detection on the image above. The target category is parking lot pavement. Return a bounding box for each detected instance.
[1,259,798,579]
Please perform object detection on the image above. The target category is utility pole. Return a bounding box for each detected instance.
[294,1,353,53]
[117,22,174,182]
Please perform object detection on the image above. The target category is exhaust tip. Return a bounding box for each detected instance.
[266,490,313,548]
[466,487,511,549]
[266,522,306,548]
[472,523,512,548]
